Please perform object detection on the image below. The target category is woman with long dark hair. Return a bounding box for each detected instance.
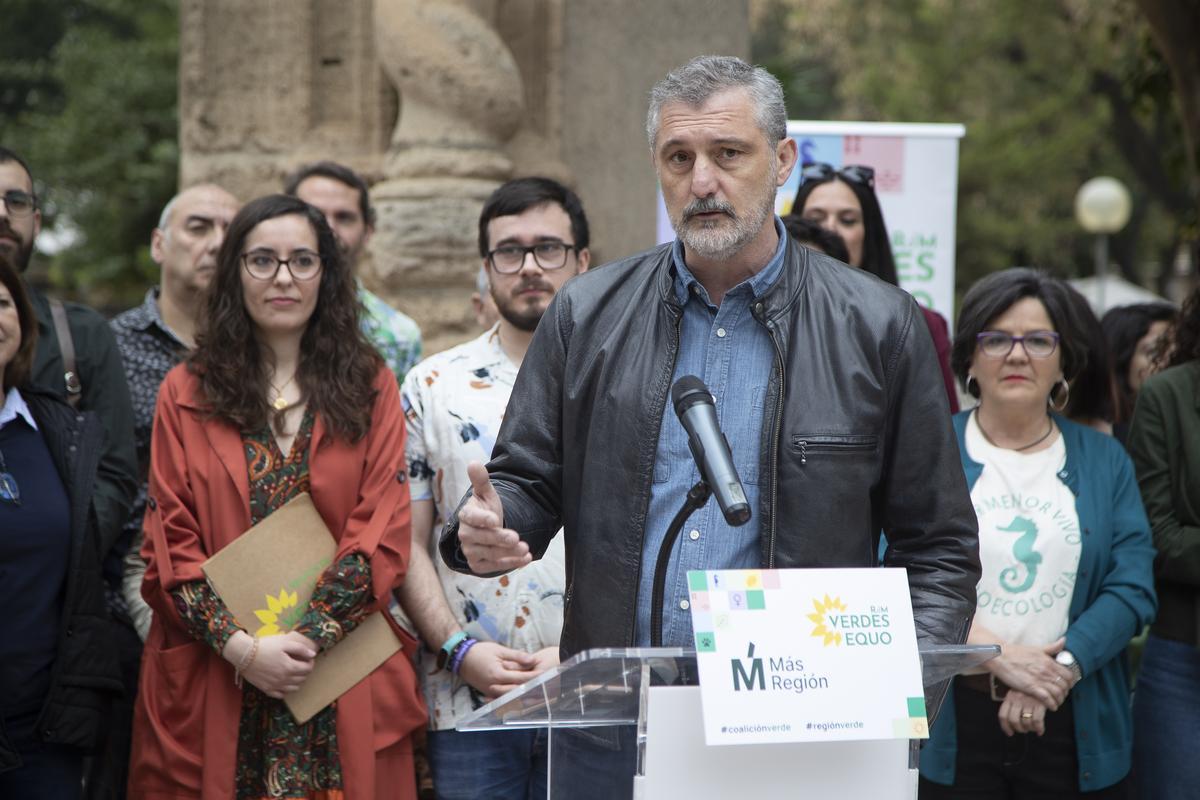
[1127,286,1200,800]
[792,163,959,411]
[1101,301,1177,442]
[129,194,424,799]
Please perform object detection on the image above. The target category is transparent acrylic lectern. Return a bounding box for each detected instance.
[458,644,998,799]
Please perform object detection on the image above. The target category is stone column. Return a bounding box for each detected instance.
[369,0,526,349]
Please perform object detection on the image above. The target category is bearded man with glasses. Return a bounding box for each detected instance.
[395,176,589,800]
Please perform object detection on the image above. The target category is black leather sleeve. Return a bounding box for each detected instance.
[440,290,570,575]
[879,297,981,648]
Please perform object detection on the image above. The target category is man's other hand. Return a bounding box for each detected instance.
[459,461,532,574]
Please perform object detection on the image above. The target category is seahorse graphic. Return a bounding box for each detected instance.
[998,516,1042,593]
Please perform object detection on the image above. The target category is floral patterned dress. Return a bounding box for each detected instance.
[170,409,374,800]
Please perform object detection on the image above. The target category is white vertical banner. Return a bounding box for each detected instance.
[657,121,966,321]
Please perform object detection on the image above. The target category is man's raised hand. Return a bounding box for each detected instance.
[458,461,532,574]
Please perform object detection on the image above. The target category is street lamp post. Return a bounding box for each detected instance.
[1074,177,1132,312]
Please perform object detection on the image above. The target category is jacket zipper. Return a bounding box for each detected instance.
[755,301,785,570]
[793,436,877,464]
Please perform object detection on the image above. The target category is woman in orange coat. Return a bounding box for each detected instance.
[129,194,425,799]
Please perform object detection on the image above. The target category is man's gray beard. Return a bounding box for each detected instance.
[674,186,777,262]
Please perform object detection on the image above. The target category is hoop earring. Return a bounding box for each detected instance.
[1049,378,1070,413]
[965,374,980,398]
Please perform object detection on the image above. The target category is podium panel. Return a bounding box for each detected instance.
[459,644,997,799]
[644,686,911,799]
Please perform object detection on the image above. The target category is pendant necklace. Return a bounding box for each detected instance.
[268,374,296,411]
[976,410,1055,452]
[0,447,20,506]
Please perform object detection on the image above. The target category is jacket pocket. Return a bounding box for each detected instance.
[791,434,878,464]
[140,640,207,764]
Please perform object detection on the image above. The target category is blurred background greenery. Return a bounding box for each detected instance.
[2,0,1196,312]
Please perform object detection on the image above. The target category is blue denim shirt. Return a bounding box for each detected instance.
[633,217,788,647]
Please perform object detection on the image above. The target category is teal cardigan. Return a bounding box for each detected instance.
[920,412,1157,792]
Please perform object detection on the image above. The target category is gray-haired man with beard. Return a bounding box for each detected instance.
[441,57,980,797]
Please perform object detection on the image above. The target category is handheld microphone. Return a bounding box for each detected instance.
[671,375,751,526]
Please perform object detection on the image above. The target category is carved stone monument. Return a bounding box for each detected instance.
[179,0,749,353]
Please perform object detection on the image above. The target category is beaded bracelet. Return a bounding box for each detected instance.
[234,635,260,688]
[449,638,478,675]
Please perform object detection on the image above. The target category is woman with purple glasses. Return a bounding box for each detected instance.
[920,268,1155,798]
[792,162,959,411]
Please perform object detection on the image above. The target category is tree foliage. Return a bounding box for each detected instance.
[0,0,178,310]
[752,0,1194,295]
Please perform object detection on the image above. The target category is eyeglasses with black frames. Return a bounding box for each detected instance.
[487,241,578,274]
[1,190,37,218]
[975,331,1061,359]
[799,163,876,190]
[241,249,323,282]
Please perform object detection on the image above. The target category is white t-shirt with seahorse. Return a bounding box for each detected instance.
[965,412,1080,649]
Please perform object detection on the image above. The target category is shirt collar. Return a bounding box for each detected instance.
[0,386,37,431]
[671,216,788,306]
[127,287,188,344]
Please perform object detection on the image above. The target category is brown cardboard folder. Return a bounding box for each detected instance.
[201,492,401,723]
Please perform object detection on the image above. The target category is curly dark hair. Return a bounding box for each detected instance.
[1165,283,1200,370]
[189,194,381,442]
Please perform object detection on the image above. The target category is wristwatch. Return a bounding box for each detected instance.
[1055,650,1083,684]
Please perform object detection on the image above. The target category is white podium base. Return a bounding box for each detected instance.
[640,685,914,799]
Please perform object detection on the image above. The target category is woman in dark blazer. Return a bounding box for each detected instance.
[0,254,121,798]
[1127,284,1200,800]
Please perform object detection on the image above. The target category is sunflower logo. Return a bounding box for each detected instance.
[253,588,300,637]
[807,594,848,646]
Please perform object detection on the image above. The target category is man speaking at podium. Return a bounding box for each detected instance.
[440,55,980,791]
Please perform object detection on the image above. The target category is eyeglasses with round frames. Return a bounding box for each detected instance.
[799,162,876,190]
[487,241,577,274]
[241,249,323,282]
[975,331,1060,359]
[1,190,37,218]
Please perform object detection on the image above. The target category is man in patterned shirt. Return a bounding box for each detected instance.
[285,161,422,383]
[109,182,240,798]
[397,177,590,800]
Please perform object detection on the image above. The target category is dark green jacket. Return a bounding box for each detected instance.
[1128,361,1200,646]
[29,287,137,557]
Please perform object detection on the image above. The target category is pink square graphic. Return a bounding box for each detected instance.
[691,591,711,611]
[760,571,781,589]
[843,136,905,194]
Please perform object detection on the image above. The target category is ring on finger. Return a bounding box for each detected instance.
[1020,711,1034,719]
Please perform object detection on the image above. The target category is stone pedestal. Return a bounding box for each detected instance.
[179,0,749,354]
[368,177,501,347]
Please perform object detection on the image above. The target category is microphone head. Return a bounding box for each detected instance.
[672,375,712,417]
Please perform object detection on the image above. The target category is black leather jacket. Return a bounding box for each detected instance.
[0,390,122,772]
[442,239,980,659]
